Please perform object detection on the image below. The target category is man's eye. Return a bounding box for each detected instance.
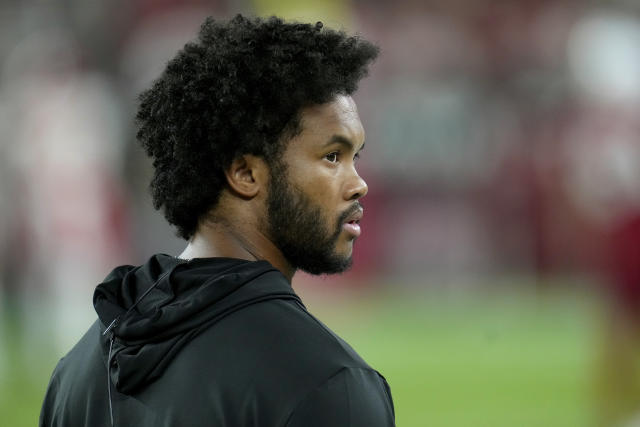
[354,152,361,162]
[325,152,339,163]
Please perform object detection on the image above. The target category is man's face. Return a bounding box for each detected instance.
[266,95,368,275]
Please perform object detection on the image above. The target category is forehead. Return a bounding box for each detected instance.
[292,95,365,147]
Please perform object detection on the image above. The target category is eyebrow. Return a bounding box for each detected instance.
[325,135,365,152]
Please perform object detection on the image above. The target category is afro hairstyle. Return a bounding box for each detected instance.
[136,14,379,240]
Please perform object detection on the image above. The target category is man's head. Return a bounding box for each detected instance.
[265,95,367,274]
[136,15,377,274]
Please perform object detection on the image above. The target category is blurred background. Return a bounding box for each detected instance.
[1,0,640,426]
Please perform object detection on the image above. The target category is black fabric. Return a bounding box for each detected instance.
[40,255,395,426]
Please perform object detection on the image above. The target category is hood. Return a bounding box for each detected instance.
[93,254,299,394]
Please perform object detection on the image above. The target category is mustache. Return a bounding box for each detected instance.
[337,201,364,227]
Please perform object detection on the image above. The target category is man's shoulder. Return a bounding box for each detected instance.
[160,293,373,395]
[157,294,388,425]
[178,295,373,377]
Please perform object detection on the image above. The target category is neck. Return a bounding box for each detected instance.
[178,219,296,282]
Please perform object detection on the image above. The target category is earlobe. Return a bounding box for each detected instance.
[224,154,266,199]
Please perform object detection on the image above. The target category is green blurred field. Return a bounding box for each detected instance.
[311,286,599,427]
[1,285,599,427]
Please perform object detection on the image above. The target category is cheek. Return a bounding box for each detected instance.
[307,182,340,221]
[290,168,335,199]
[284,156,343,208]
[296,182,339,229]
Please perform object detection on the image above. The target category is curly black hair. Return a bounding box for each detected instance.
[136,14,379,240]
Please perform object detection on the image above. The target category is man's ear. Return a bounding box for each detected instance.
[224,154,268,199]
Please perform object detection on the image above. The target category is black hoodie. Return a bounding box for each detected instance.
[39,255,395,426]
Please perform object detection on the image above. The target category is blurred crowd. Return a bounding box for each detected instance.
[1,0,640,423]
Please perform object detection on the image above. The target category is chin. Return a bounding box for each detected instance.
[297,254,353,275]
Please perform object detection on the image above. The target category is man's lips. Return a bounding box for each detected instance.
[342,208,363,237]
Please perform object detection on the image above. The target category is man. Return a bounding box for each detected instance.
[40,14,394,427]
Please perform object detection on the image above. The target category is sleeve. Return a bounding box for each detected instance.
[285,367,395,427]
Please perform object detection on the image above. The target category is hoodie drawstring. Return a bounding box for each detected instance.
[104,318,118,427]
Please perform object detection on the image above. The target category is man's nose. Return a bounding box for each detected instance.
[345,171,368,201]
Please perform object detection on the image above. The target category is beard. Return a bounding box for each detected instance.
[266,162,360,275]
